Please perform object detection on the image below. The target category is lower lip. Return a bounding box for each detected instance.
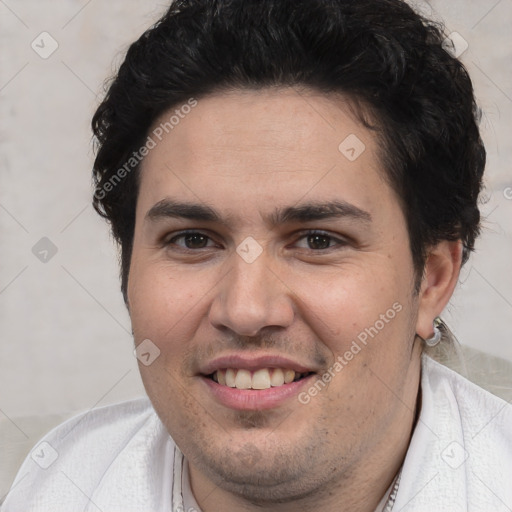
[200,375,315,410]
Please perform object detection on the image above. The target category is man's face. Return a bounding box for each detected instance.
[128,88,422,502]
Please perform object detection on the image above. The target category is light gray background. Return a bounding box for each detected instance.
[1,0,511,426]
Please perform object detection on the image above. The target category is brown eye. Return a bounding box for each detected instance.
[167,231,215,249]
[294,230,347,251]
[306,233,332,250]
[182,233,208,248]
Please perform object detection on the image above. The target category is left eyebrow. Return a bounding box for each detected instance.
[144,198,372,227]
[269,200,372,225]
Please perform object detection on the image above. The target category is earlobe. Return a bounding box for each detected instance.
[416,240,463,340]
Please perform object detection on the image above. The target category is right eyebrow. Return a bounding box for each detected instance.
[145,199,221,223]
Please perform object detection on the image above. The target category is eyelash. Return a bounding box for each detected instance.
[164,229,348,252]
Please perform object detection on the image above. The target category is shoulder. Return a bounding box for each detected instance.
[29,396,160,462]
[394,354,512,510]
[1,397,175,512]
[423,354,512,439]
[423,354,512,420]
[46,396,157,440]
[424,354,512,497]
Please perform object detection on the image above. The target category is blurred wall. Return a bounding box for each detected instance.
[1,0,511,424]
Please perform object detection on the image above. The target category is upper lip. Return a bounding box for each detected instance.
[199,353,318,375]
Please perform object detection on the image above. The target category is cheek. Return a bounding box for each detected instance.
[128,260,206,340]
[289,262,408,343]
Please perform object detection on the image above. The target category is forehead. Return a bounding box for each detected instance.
[137,88,393,221]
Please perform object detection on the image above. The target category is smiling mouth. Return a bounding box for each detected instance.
[205,368,314,390]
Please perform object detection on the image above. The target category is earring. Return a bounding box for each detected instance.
[424,317,442,347]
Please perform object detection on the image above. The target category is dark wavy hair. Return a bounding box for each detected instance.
[92,0,485,304]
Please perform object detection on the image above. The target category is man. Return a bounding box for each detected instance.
[2,0,511,511]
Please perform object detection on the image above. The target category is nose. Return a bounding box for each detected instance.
[208,250,295,337]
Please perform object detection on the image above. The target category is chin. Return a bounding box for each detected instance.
[199,455,333,505]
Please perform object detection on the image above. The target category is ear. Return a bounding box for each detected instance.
[416,240,462,339]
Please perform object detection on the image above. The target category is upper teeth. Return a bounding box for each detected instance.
[212,368,308,390]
